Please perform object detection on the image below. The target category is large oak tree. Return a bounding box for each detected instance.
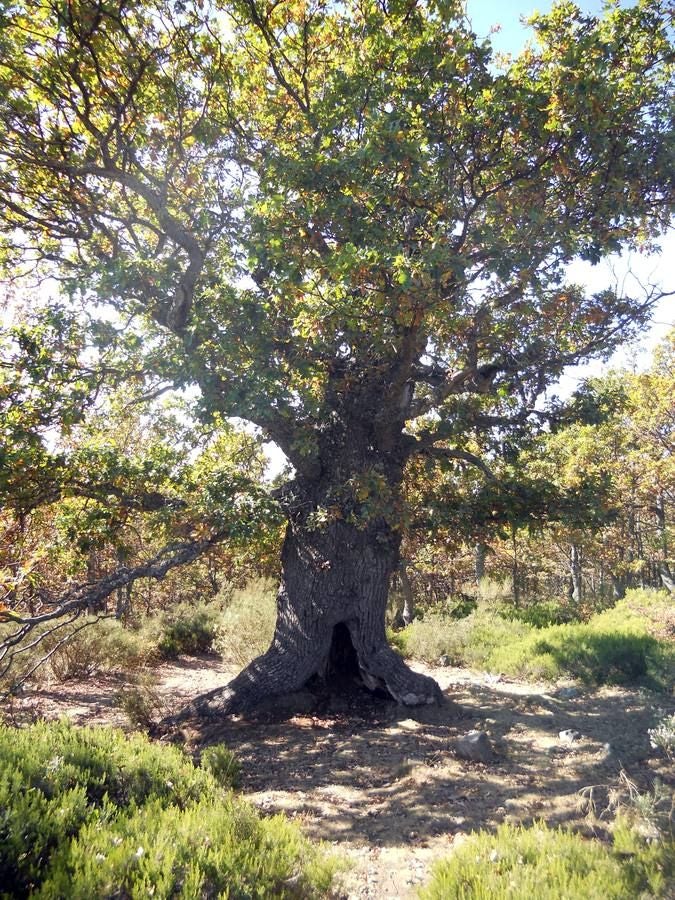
[0,0,672,714]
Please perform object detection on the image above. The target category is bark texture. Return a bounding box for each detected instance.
[188,515,442,719]
[174,378,445,722]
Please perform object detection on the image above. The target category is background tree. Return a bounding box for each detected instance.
[397,335,674,618]
[0,0,672,715]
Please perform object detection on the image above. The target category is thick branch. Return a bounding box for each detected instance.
[0,532,227,631]
[0,531,228,691]
[416,445,496,481]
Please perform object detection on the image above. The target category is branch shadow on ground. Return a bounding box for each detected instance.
[180,674,674,848]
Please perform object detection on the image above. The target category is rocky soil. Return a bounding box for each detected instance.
[5,657,673,898]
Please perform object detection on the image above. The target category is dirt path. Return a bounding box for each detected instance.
[6,658,673,898]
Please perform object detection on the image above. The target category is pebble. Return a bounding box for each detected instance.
[558,729,582,744]
[456,730,494,763]
[557,687,580,700]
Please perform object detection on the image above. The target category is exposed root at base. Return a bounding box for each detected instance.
[161,642,444,730]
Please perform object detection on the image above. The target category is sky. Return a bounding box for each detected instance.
[466,0,609,52]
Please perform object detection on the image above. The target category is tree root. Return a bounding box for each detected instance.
[163,636,443,728]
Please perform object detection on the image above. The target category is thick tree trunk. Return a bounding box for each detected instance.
[172,387,445,722]
[184,515,442,720]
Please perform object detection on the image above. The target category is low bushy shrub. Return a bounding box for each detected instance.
[489,623,670,687]
[0,616,154,693]
[393,607,530,669]
[213,578,277,667]
[152,600,222,659]
[500,598,580,628]
[649,711,675,761]
[200,743,242,789]
[0,720,336,898]
[393,588,673,689]
[115,673,169,728]
[420,821,673,900]
[48,617,155,679]
[41,797,335,899]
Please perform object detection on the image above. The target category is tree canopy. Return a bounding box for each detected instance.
[0,0,673,711]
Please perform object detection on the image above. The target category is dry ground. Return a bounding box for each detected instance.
[5,657,674,898]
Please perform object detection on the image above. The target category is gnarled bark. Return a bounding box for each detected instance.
[178,509,442,721]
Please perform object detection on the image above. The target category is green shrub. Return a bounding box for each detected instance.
[40,797,336,900]
[500,598,580,628]
[0,720,336,898]
[153,600,222,659]
[213,578,277,667]
[388,608,452,663]
[593,588,673,636]
[387,626,411,657]
[48,617,155,679]
[0,720,228,894]
[0,617,154,693]
[393,587,673,689]
[200,743,242,789]
[116,673,169,728]
[394,607,531,669]
[420,822,673,900]
[490,624,670,687]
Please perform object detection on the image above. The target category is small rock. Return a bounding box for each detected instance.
[595,742,617,766]
[557,687,580,700]
[398,718,421,731]
[438,654,451,667]
[558,729,582,744]
[456,730,494,763]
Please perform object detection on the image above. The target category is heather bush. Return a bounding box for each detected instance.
[421,821,673,900]
[152,600,222,659]
[0,720,336,898]
[394,588,673,689]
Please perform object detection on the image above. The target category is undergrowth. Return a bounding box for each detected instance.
[213,578,277,667]
[394,588,673,689]
[0,600,223,694]
[150,600,222,659]
[0,616,153,694]
[420,820,673,900]
[0,720,337,898]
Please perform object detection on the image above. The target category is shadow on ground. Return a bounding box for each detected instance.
[8,657,674,898]
[174,666,672,850]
